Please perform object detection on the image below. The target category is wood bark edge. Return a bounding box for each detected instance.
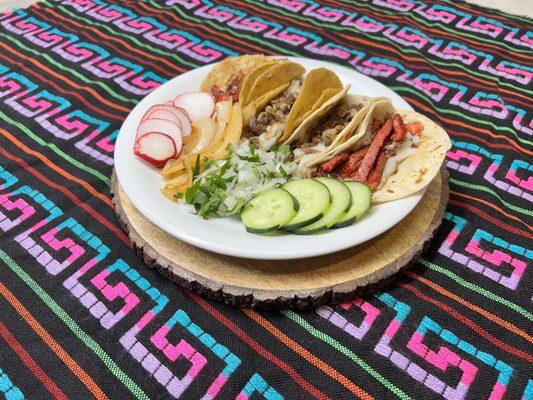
[110,168,449,310]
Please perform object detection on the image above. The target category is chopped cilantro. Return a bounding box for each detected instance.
[181,139,295,218]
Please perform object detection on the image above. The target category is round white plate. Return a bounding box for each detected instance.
[115,57,420,260]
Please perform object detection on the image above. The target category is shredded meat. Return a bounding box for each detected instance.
[303,102,362,148]
[210,72,244,103]
[247,91,297,136]
[314,113,419,192]
[305,147,320,154]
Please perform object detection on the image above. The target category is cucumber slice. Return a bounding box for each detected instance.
[331,181,372,229]
[281,179,331,230]
[241,188,298,234]
[293,177,351,235]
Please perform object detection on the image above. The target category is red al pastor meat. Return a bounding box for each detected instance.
[314,113,424,192]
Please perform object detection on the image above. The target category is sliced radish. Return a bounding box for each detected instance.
[173,92,215,121]
[137,118,183,155]
[142,104,191,136]
[144,108,181,125]
[142,105,173,122]
[172,106,192,136]
[134,132,176,168]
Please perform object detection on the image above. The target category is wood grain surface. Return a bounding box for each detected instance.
[111,168,449,309]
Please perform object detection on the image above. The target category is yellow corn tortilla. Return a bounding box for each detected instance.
[280,68,343,142]
[246,61,305,104]
[292,87,342,128]
[239,60,279,107]
[241,82,290,127]
[199,54,271,93]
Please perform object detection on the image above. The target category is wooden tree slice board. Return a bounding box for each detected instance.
[111,168,448,310]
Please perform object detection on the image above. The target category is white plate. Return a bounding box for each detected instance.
[115,57,421,260]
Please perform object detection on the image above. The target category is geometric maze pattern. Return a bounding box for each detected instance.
[439,212,531,290]
[0,166,282,399]
[317,292,514,400]
[1,0,532,398]
[447,140,532,202]
[236,373,283,400]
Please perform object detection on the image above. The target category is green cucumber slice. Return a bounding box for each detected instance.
[240,188,298,234]
[293,177,351,234]
[331,181,372,229]
[281,179,331,230]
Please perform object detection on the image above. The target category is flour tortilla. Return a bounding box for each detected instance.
[280,67,343,142]
[297,97,450,203]
[287,91,389,169]
[308,98,394,166]
[372,110,451,203]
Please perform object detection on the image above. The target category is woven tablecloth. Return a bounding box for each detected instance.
[0,0,531,399]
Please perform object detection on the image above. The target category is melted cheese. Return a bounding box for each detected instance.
[379,136,417,189]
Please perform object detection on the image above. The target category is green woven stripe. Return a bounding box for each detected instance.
[0,111,111,185]
[283,310,412,400]
[0,249,149,400]
[146,0,301,57]
[419,258,533,320]
[0,32,136,105]
[46,1,200,70]
[244,0,532,95]
[449,177,532,216]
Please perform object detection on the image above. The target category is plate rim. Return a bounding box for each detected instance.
[115,56,425,260]
[110,168,448,309]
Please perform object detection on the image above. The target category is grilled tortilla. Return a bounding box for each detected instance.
[307,99,451,203]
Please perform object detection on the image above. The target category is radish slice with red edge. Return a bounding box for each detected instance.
[143,109,182,127]
[171,107,192,136]
[134,132,176,168]
[142,105,191,136]
[136,118,183,155]
[173,92,215,121]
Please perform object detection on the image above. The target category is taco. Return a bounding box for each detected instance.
[309,99,451,203]
[199,54,272,103]
[244,67,342,149]
[288,89,384,175]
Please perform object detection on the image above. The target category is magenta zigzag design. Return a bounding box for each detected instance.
[446,142,532,202]
[439,213,530,290]
[317,293,514,400]
[1,9,166,95]
[0,65,115,165]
